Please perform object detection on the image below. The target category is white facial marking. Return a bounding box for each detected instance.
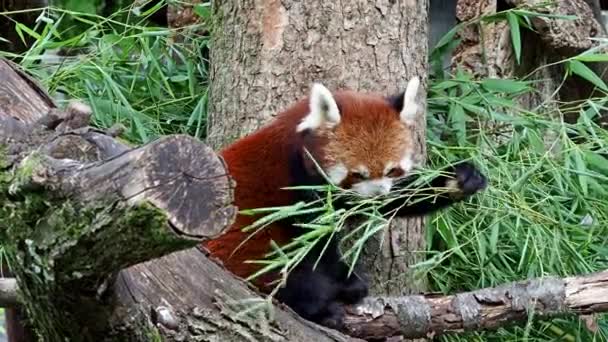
[326,163,348,185]
[352,178,393,197]
[296,83,341,132]
[400,156,414,173]
[399,150,420,174]
[400,77,420,125]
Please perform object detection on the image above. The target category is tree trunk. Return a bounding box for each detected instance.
[208,0,429,297]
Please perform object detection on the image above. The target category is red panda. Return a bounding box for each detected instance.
[202,77,487,328]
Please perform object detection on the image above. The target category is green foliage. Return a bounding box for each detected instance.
[1,1,210,144]
[443,5,575,68]
[425,84,608,340]
[239,160,460,296]
[422,11,608,342]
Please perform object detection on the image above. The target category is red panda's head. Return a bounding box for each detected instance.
[296,78,422,197]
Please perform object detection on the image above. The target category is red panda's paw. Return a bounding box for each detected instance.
[447,162,487,196]
[319,301,346,330]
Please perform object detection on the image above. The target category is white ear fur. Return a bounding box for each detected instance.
[296,83,341,132]
[400,77,420,125]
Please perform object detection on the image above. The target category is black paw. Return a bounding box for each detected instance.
[339,274,368,304]
[451,162,487,195]
[319,301,346,330]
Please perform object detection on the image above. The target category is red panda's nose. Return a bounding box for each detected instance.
[352,178,392,197]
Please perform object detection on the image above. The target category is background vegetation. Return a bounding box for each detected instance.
[1,1,607,341]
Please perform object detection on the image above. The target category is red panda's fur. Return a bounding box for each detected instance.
[202,91,414,289]
[201,80,487,328]
[203,99,309,287]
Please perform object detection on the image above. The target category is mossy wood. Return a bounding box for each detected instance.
[0,57,361,342]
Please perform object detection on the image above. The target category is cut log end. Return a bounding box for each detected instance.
[123,134,237,239]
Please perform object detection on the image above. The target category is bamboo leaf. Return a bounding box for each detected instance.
[506,12,522,64]
[568,60,608,91]
[585,151,608,174]
[575,53,608,62]
[481,78,529,93]
[433,23,463,51]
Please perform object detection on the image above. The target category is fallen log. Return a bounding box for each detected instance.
[344,270,608,340]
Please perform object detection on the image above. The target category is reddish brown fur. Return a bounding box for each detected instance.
[202,90,415,289]
[323,91,414,179]
[203,99,309,288]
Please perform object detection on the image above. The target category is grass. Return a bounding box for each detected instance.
[424,76,608,341]
[0,1,210,144]
[1,1,608,341]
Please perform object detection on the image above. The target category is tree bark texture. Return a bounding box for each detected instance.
[209,0,429,297]
[0,120,237,339]
[453,0,607,122]
[0,59,55,123]
[343,270,608,340]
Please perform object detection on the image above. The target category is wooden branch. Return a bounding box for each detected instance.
[341,270,608,340]
[114,249,357,342]
[0,59,54,123]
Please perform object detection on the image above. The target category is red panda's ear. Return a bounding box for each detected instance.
[296,83,341,132]
[387,77,420,125]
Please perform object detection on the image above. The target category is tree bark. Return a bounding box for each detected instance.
[208,0,429,298]
[343,270,608,340]
[453,0,608,123]
[0,117,238,339]
[0,57,358,342]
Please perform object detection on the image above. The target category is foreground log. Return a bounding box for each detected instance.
[0,59,359,341]
[344,270,608,340]
[0,116,237,338]
[1,108,357,342]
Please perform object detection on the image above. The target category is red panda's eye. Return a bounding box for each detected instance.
[386,167,404,178]
[351,172,368,181]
